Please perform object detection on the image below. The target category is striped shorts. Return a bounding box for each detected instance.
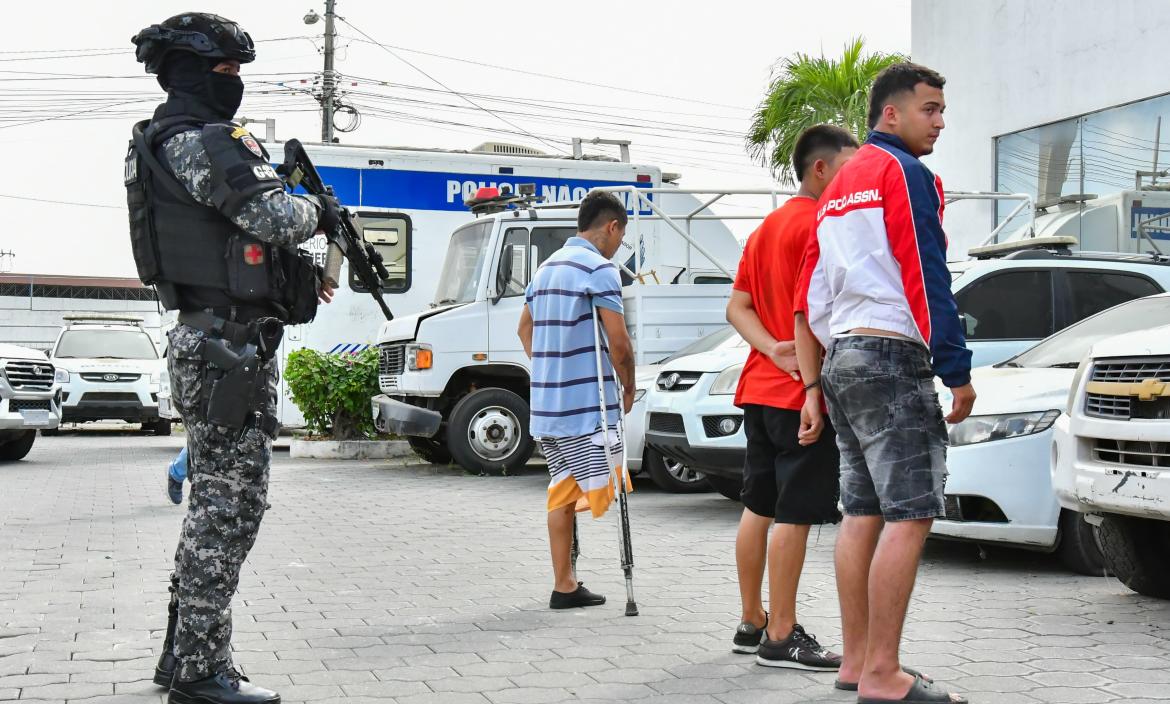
[539,426,630,517]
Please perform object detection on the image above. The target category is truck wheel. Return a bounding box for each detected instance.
[1056,509,1108,576]
[644,447,710,493]
[446,388,534,475]
[408,437,453,465]
[704,474,743,502]
[0,431,36,462]
[151,420,172,436]
[1097,515,1170,598]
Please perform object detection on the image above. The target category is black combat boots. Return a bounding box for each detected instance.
[168,668,280,704]
[153,585,179,687]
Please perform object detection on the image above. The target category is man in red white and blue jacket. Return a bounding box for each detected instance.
[793,63,974,704]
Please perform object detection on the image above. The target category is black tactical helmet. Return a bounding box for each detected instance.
[132,12,255,74]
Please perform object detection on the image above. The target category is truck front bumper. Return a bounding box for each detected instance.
[0,392,61,431]
[372,394,442,437]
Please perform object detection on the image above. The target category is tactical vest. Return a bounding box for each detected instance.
[125,111,319,323]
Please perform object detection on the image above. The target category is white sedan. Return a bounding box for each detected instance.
[932,294,1170,573]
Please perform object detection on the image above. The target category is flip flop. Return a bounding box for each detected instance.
[835,667,930,692]
[857,674,968,704]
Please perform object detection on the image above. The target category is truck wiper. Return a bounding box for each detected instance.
[1047,362,1081,368]
[435,298,458,306]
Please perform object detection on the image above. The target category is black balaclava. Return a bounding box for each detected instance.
[159,52,244,121]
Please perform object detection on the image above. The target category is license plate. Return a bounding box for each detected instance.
[20,410,50,427]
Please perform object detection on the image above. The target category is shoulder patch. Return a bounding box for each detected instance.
[230,126,249,139]
[240,135,263,158]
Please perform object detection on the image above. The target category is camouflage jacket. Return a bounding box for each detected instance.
[161,129,319,248]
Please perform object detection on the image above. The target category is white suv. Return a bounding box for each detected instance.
[49,315,169,435]
[1053,295,1170,598]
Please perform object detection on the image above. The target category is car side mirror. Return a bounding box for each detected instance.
[959,312,977,337]
[493,244,517,305]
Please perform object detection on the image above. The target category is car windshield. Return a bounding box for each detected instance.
[433,221,493,306]
[54,329,158,360]
[656,325,740,364]
[1004,296,1170,368]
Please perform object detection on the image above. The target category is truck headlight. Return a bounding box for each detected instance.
[708,364,743,396]
[406,343,433,370]
[948,409,1061,447]
[54,368,70,384]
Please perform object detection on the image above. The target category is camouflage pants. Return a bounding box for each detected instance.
[166,323,279,682]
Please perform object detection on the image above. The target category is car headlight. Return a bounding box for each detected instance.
[633,388,646,403]
[54,368,70,384]
[948,409,1061,447]
[709,364,743,395]
[406,343,433,370]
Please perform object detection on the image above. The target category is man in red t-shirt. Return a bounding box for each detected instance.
[726,125,858,670]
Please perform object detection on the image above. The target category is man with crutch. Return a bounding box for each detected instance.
[518,190,637,611]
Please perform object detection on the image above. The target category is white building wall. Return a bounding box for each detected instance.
[0,296,162,353]
[911,0,1170,254]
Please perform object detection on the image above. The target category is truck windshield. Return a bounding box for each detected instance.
[434,221,493,306]
[54,329,158,360]
[1005,296,1170,368]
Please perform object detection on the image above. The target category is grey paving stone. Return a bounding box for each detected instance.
[2,435,1167,704]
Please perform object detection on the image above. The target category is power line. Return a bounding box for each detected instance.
[336,16,566,155]
[341,36,749,113]
[0,193,121,209]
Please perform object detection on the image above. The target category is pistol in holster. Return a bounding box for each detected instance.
[197,318,284,433]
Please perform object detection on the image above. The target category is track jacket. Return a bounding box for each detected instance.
[795,130,972,388]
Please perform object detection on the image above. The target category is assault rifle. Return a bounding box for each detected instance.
[277,139,393,320]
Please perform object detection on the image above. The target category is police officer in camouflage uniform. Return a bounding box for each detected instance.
[126,13,340,704]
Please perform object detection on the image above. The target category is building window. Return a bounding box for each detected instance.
[994,92,1170,244]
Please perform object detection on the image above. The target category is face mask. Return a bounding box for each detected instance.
[206,71,244,119]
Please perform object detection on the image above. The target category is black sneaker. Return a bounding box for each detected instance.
[732,612,768,654]
[169,668,280,704]
[756,624,842,671]
[167,470,184,505]
[549,582,606,609]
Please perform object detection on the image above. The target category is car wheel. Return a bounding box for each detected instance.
[408,436,453,465]
[151,419,172,436]
[446,388,535,475]
[1055,509,1108,576]
[1097,515,1170,598]
[704,474,743,502]
[643,446,710,493]
[0,431,36,462]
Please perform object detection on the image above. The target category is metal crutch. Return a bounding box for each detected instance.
[590,300,639,616]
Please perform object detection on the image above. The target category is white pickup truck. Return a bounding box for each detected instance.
[0,344,61,461]
[1053,299,1170,597]
[371,186,760,474]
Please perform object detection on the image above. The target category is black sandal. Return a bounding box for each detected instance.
[857,674,968,704]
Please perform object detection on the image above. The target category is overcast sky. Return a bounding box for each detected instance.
[0,0,910,277]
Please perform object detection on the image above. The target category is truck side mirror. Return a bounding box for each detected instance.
[493,244,516,304]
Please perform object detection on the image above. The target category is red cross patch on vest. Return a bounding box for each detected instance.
[243,244,265,265]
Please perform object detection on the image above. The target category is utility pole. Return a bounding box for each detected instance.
[321,0,337,143]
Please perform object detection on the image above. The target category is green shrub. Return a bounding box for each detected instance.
[285,347,378,440]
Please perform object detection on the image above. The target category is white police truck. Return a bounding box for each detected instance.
[255,133,681,427]
[369,185,760,474]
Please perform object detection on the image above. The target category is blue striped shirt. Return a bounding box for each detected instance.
[525,237,624,438]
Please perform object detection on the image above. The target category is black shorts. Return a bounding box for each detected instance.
[740,404,841,524]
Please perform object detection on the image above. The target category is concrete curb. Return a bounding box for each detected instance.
[289,438,414,460]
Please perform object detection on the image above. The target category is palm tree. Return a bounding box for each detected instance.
[747,37,906,185]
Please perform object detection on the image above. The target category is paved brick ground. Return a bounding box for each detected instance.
[0,431,1168,703]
